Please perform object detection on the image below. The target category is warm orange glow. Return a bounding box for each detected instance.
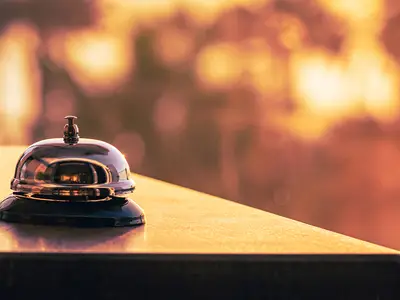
[154,27,195,66]
[351,48,399,120]
[317,0,382,22]
[247,51,273,95]
[284,0,400,138]
[64,31,133,93]
[1,0,399,142]
[279,15,306,50]
[43,0,400,139]
[0,42,26,115]
[0,22,41,144]
[291,51,355,116]
[99,0,176,26]
[195,43,242,90]
[178,0,232,26]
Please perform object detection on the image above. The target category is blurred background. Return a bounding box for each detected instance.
[1,0,400,249]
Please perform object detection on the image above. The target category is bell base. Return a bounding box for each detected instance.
[0,194,145,227]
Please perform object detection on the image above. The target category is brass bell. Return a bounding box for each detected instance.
[0,116,145,227]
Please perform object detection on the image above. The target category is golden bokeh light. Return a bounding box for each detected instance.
[285,0,400,138]
[99,0,176,26]
[64,30,133,93]
[195,43,243,90]
[0,22,41,144]
[291,51,355,116]
[1,0,400,142]
[318,0,382,22]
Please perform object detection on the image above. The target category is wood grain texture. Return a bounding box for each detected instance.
[0,146,397,254]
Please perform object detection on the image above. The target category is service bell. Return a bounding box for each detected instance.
[0,116,145,227]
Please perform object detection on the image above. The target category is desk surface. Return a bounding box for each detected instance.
[0,146,397,254]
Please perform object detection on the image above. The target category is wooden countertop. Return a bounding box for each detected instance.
[0,146,397,254]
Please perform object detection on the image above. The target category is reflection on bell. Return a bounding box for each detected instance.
[0,116,145,227]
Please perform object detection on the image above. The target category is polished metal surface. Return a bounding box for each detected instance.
[63,115,80,145]
[10,117,135,202]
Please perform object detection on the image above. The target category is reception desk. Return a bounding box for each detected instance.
[0,146,398,299]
